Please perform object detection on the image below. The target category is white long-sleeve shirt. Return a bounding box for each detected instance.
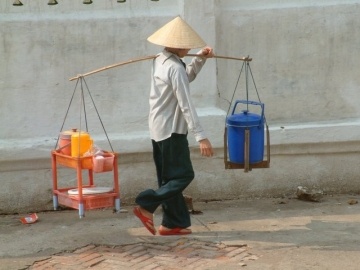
[149,49,207,142]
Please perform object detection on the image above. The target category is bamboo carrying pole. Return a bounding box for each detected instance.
[187,54,252,62]
[69,54,252,81]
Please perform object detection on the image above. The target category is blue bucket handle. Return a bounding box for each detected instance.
[231,100,265,124]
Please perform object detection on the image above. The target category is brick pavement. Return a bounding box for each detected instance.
[28,238,258,269]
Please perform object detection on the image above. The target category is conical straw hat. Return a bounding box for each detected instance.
[147,16,206,49]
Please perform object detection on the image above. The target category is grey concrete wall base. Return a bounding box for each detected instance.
[1,122,359,214]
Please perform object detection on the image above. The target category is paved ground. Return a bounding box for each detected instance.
[29,239,256,269]
[1,194,360,269]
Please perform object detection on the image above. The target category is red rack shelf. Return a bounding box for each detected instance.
[51,150,120,218]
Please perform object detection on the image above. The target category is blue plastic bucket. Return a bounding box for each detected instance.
[226,100,265,164]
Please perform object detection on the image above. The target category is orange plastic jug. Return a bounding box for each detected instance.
[58,128,78,155]
[71,131,93,157]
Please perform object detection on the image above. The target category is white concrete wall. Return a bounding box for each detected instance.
[1,0,359,213]
[215,0,360,123]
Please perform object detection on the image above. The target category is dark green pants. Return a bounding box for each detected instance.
[135,133,194,228]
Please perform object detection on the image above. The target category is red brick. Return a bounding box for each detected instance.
[185,258,212,269]
[77,251,98,260]
[216,255,230,261]
[51,255,80,265]
[192,243,219,251]
[223,246,238,252]
[143,243,171,251]
[95,246,117,253]
[122,243,143,251]
[102,259,135,267]
[29,262,53,270]
[167,239,189,247]
[152,254,174,262]
[130,254,152,264]
[243,254,259,261]
[228,251,249,262]
[73,244,96,254]
[225,247,247,257]
[140,263,162,270]
[172,243,193,252]
[82,256,105,268]
[131,261,161,270]
[176,257,202,267]
[174,247,196,256]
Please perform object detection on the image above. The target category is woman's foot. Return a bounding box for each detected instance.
[158,225,192,236]
[133,206,156,235]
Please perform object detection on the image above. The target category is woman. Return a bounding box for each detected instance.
[133,16,214,236]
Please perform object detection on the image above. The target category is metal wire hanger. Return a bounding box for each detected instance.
[54,76,114,153]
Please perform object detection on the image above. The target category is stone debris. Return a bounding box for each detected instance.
[296,186,323,202]
[347,199,358,205]
[184,195,203,215]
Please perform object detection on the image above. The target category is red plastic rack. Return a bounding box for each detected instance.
[51,150,120,218]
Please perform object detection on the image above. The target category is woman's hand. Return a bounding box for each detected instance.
[199,138,214,157]
[201,46,214,58]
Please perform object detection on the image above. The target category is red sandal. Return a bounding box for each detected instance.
[133,207,156,235]
[158,227,192,236]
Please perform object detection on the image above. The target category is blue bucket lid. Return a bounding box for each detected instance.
[226,110,262,127]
